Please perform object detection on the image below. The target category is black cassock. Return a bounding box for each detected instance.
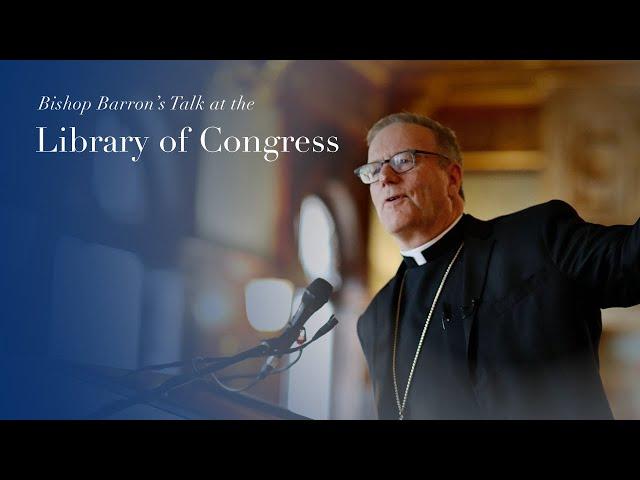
[358,200,640,419]
[389,215,480,419]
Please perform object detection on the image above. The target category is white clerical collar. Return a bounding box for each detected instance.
[400,214,464,266]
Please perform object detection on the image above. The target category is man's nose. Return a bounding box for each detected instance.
[379,162,400,185]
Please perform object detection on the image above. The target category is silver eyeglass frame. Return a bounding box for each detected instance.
[354,149,451,185]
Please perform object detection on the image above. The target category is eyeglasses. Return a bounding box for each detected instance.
[353,149,450,185]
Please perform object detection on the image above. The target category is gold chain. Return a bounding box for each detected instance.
[392,242,464,420]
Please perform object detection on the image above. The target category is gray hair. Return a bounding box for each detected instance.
[366,112,465,200]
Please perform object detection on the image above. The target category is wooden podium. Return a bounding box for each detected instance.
[67,364,309,420]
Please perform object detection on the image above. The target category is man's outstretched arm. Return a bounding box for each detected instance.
[543,200,640,308]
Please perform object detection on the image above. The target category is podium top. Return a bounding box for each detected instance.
[68,364,309,420]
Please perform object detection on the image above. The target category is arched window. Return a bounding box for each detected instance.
[285,195,341,419]
[297,195,341,288]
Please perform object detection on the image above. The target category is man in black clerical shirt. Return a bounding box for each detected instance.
[354,112,640,420]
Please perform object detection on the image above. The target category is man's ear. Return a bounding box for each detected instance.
[447,163,463,197]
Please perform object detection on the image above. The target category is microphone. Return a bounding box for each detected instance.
[312,314,339,341]
[264,278,333,353]
[88,279,333,418]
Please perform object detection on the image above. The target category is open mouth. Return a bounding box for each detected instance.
[385,194,406,204]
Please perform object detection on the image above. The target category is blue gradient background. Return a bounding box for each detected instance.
[0,61,240,418]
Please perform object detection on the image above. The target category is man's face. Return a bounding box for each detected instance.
[368,123,458,241]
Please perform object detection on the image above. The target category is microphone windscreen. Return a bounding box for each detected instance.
[304,278,333,309]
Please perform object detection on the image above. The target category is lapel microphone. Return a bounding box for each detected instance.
[442,302,452,330]
[460,297,480,319]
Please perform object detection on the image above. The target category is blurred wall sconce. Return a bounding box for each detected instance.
[245,278,294,332]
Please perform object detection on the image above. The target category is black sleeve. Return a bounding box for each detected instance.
[357,313,370,361]
[543,199,640,308]
[356,306,376,379]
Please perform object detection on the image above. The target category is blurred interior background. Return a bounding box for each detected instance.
[6,60,640,419]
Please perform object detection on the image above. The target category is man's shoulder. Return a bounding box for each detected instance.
[488,199,576,225]
[357,272,397,335]
[477,199,578,236]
